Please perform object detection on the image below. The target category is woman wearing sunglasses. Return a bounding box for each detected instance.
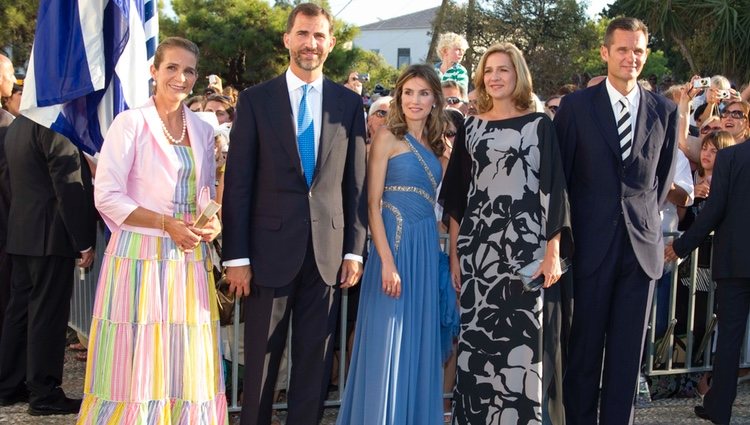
[720,101,750,144]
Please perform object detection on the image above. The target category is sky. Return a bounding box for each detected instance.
[330,0,613,26]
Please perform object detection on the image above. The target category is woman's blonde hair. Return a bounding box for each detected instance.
[437,32,469,58]
[387,64,446,156]
[474,43,533,114]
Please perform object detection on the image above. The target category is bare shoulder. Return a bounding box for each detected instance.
[370,127,407,159]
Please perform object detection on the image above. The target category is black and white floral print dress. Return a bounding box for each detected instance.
[440,113,572,425]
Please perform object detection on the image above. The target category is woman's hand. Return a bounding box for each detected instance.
[165,216,202,252]
[532,252,562,289]
[706,87,722,105]
[532,236,563,289]
[449,253,462,291]
[381,260,401,298]
[190,215,222,242]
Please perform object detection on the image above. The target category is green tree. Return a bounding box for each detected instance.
[432,0,593,95]
[0,0,39,72]
[344,49,401,94]
[163,0,395,91]
[609,0,750,83]
[164,0,289,89]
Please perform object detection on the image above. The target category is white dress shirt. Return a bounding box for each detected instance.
[286,68,323,160]
[605,77,640,137]
[224,69,362,267]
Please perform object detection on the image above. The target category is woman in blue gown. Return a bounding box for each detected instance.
[337,64,448,424]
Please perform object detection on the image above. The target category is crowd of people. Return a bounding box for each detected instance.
[0,3,749,425]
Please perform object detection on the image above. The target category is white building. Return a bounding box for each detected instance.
[354,7,438,69]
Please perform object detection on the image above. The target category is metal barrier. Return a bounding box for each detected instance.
[70,230,746,413]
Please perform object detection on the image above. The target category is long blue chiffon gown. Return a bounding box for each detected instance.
[337,134,444,425]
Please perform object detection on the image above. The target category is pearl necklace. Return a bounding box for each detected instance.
[160,108,187,144]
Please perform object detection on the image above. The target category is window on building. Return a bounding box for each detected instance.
[397,48,411,68]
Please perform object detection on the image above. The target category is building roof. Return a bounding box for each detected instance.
[358,7,439,31]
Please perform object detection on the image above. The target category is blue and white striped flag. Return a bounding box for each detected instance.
[20,0,158,155]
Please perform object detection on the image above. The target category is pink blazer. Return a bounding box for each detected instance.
[95,97,216,236]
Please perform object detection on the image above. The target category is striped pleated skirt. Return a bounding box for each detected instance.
[77,226,228,425]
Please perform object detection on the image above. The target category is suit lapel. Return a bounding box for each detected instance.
[590,82,622,159]
[626,87,658,167]
[264,75,303,178]
[316,79,343,181]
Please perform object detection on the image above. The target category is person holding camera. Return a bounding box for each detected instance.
[344,70,364,96]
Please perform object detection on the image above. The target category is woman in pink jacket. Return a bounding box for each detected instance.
[77,37,227,424]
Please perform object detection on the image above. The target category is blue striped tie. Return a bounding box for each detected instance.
[297,84,315,187]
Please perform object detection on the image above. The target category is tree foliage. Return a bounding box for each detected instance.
[433,0,597,96]
[0,0,39,73]
[608,0,750,84]
[163,0,397,91]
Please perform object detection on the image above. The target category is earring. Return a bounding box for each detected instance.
[432,104,436,109]
[152,80,157,86]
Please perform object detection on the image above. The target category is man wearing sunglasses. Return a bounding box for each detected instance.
[441,80,467,115]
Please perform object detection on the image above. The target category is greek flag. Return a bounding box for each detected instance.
[20,0,158,155]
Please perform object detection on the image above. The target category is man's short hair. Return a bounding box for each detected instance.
[441,80,466,98]
[603,17,648,47]
[286,3,334,34]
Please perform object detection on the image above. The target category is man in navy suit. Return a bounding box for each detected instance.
[554,17,677,424]
[222,3,367,425]
[666,136,750,424]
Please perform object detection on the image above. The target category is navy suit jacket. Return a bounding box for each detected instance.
[554,81,677,279]
[673,139,750,279]
[4,115,96,258]
[222,74,368,287]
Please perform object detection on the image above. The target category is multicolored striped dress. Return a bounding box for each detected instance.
[77,145,228,425]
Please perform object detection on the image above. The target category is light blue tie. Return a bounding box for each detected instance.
[297,84,315,187]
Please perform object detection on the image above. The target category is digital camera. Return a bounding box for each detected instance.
[716,89,731,100]
[693,78,711,89]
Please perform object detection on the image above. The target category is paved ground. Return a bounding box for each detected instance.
[2,341,750,424]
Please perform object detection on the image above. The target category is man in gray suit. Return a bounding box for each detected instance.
[222,3,367,425]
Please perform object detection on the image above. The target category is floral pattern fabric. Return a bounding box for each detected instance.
[443,113,571,425]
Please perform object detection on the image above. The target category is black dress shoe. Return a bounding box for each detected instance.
[0,389,29,406]
[27,396,82,416]
[694,405,727,424]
